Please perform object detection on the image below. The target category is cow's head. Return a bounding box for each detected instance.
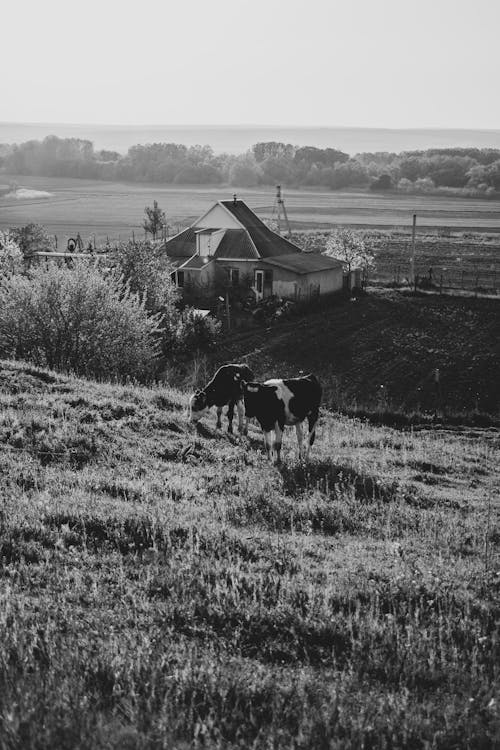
[188,389,209,421]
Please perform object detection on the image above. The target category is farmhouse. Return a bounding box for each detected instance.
[162,197,343,300]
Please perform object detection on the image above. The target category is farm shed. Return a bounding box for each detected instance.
[162,197,343,300]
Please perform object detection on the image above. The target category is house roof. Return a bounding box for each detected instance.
[163,200,341,279]
[220,200,302,258]
[168,257,189,270]
[213,229,259,259]
[163,227,196,258]
[179,255,215,271]
[263,252,343,275]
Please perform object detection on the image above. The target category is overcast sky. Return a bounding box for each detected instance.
[2,0,498,129]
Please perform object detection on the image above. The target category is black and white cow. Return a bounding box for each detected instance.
[189,363,254,434]
[242,373,322,464]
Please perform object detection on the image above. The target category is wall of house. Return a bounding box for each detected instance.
[264,264,343,300]
[196,229,225,257]
[193,204,242,230]
[216,260,260,288]
[182,258,343,300]
[216,261,343,299]
[300,267,343,297]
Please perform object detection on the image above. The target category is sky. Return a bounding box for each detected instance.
[1,0,499,129]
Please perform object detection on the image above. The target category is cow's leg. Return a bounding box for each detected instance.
[216,406,223,430]
[295,422,304,460]
[274,422,283,465]
[263,430,274,461]
[236,399,246,434]
[227,401,235,434]
[306,407,319,459]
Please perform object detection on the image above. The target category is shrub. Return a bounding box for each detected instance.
[173,309,222,354]
[0,231,23,277]
[0,261,162,380]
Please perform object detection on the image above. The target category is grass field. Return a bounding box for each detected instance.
[0,359,498,748]
[1,174,500,246]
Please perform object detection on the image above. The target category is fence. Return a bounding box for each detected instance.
[374,261,500,296]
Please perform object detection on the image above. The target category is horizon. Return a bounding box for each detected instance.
[3,122,500,133]
[2,121,500,158]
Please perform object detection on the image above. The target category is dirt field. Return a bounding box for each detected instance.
[1,174,500,245]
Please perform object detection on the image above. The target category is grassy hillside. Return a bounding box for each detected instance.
[0,360,499,748]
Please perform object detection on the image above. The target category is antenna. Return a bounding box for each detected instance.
[271,185,292,237]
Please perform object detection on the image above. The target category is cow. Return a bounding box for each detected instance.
[189,363,254,434]
[241,374,322,464]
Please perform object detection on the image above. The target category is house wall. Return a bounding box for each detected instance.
[217,260,343,299]
[196,229,225,257]
[263,264,343,299]
[180,261,217,289]
[302,266,343,296]
[193,204,242,230]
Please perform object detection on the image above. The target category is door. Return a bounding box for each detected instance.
[254,270,264,301]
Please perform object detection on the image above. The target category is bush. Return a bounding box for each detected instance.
[0,231,23,277]
[0,261,162,380]
[173,309,222,354]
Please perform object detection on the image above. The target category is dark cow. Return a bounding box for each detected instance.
[242,374,322,463]
[189,363,254,434]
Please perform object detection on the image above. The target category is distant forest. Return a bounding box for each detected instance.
[1,135,500,197]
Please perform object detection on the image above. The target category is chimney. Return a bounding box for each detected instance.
[233,193,237,205]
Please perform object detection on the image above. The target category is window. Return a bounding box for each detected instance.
[177,270,184,288]
[226,268,239,287]
[264,270,273,285]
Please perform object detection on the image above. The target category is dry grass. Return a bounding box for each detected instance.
[0,359,499,749]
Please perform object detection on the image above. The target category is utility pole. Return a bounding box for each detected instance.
[410,213,417,291]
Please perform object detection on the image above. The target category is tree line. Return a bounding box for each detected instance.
[1,135,500,196]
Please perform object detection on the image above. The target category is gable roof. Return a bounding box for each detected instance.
[213,229,259,259]
[162,200,339,279]
[263,252,343,275]
[219,200,302,258]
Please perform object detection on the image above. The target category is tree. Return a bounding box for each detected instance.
[0,231,23,277]
[252,142,295,163]
[10,223,52,259]
[110,239,178,314]
[143,200,166,240]
[229,156,260,187]
[370,173,393,191]
[323,228,374,274]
